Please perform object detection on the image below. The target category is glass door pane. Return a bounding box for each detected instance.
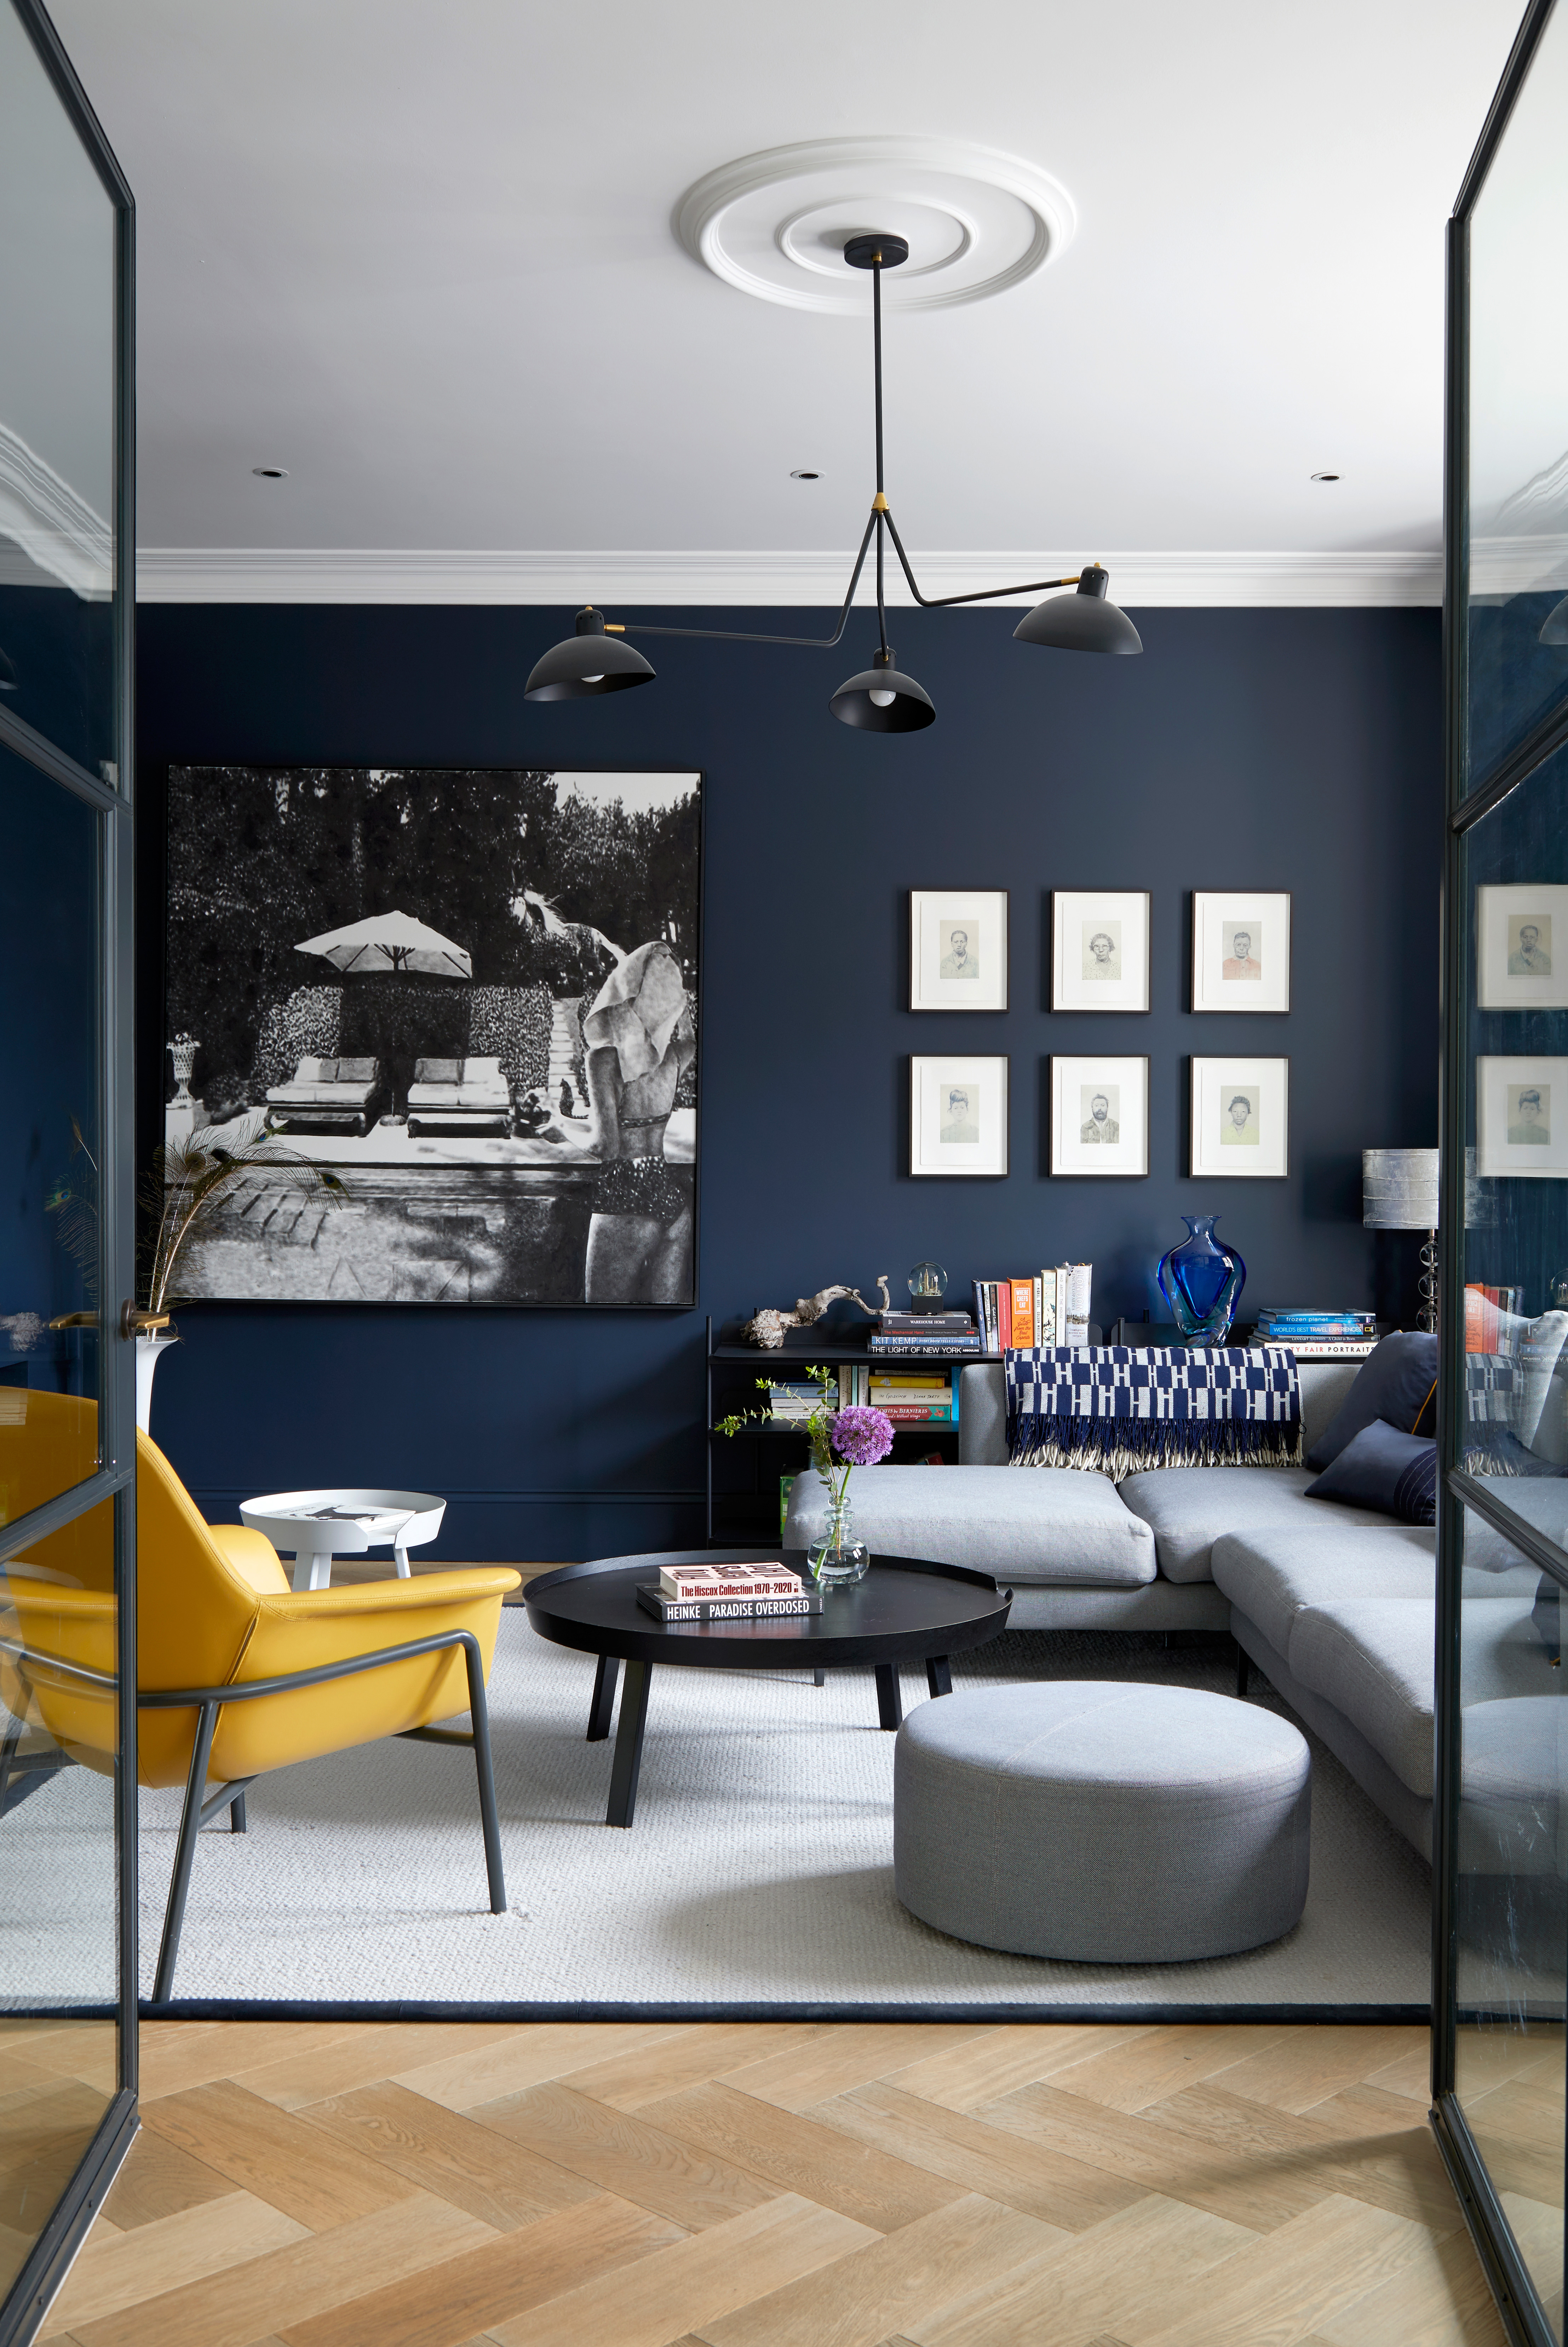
[1453,1502,1568,2338]
[0,0,116,784]
[0,2,134,2331]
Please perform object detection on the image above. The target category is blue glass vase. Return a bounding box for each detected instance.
[1157,1215,1246,1343]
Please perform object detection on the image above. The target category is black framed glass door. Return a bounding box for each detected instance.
[0,4,137,2340]
[1435,5,1568,2342]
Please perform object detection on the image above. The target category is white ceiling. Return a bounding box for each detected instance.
[51,0,1523,603]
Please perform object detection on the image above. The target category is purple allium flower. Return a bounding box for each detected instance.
[830,1405,895,1466]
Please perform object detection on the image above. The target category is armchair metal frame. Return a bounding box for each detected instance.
[0,1624,505,2003]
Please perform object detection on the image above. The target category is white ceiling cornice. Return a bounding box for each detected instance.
[134,547,1443,608]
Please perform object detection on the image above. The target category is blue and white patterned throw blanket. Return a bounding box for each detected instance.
[1006,1345,1303,1475]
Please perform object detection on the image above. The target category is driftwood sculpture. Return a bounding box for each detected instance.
[742,1277,891,1350]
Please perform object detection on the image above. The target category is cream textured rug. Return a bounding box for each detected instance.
[6,1618,1432,2014]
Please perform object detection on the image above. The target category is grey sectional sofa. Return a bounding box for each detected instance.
[784,1358,1554,1864]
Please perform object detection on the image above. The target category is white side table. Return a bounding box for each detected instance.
[239,1488,447,1592]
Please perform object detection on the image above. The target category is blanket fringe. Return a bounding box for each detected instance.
[1009,1416,1304,1478]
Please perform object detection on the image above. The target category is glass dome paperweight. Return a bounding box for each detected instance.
[907,1260,948,1312]
[1156,1215,1246,1343]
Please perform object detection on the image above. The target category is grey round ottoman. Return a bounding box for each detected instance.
[894,1681,1311,1962]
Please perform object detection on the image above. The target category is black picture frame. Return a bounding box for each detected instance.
[160,763,704,1308]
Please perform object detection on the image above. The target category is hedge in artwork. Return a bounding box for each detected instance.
[469,984,551,1090]
[251,987,342,1094]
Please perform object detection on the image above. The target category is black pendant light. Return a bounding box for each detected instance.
[528,232,1139,733]
[524,607,655,700]
[1014,563,1143,655]
[829,645,935,732]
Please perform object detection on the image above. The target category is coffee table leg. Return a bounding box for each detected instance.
[587,1653,619,1741]
[607,1660,651,1827]
[875,1663,902,1731]
[926,1655,952,1698]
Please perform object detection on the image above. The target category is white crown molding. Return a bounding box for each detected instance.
[0,421,111,599]
[134,546,1443,608]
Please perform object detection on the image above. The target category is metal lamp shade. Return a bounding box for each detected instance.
[830,650,936,733]
[1014,564,1143,656]
[524,610,656,701]
[1362,1147,1440,1229]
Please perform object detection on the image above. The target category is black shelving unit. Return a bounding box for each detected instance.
[705,1314,982,1545]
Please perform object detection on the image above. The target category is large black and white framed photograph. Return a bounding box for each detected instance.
[163,765,701,1305]
[1476,1055,1568,1177]
[1049,1055,1149,1177]
[909,889,1008,1011]
[1476,885,1568,1010]
[909,1055,1008,1177]
[1189,1055,1289,1178]
[1050,889,1151,1012]
[1191,890,1291,1013]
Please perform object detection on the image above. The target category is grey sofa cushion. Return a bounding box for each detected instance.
[1119,1466,1396,1583]
[1214,1523,1542,1657]
[1287,1594,1555,1798]
[1212,1526,1441,1658]
[782,1464,1157,1586]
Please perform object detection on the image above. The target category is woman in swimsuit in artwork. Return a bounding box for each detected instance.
[579,940,696,1303]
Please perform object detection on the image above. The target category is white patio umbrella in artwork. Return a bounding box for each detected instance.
[294,910,473,979]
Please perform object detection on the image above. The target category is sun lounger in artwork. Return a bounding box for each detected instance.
[264,1055,385,1135]
[405,1055,513,1135]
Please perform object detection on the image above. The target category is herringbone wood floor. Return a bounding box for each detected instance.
[20,2019,1511,2347]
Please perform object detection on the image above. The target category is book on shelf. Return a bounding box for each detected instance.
[877,1311,974,1331]
[876,1404,956,1422]
[637,1583,824,1623]
[1265,1337,1379,1360]
[1253,1308,1377,1337]
[971,1262,1092,1352]
[868,1341,981,1355]
[1464,1284,1524,1355]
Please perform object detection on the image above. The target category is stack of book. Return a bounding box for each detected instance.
[972,1264,1092,1352]
[1251,1308,1378,1358]
[1464,1284,1524,1355]
[868,1309,981,1358]
[636,1560,823,1622]
[866,1370,959,1424]
[765,1381,826,1423]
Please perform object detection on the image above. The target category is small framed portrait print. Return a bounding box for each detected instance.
[910,1055,1009,1177]
[1476,886,1568,1009]
[1049,1056,1150,1176]
[1189,1056,1289,1178]
[1051,890,1151,1012]
[1476,1056,1568,1177]
[909,889,1008,1011]
[1191,891,1291,1013]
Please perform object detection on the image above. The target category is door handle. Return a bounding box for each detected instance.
[120,1304,172,1339]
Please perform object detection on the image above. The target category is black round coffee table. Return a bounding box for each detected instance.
[525,1547,1012,1826]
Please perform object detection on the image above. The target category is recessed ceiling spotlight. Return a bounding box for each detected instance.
[1310,471,1340,482]
[790,469,820,480]
[252,465,289,479]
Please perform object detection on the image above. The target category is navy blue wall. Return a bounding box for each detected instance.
[136,602,1441,1558]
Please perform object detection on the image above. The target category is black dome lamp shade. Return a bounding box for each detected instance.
[523,607,656,700]
[830,645,935,732]
[1014,564,1142,655]
[530,230,1138,731]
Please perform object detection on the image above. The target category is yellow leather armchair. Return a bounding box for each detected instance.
[0,1390,521,1999]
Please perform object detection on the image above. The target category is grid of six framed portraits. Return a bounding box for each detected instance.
[908,888,1292,1180]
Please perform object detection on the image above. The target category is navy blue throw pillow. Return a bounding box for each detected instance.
[1304,1418,1437,1524]
[1305,1331,1440,1470]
